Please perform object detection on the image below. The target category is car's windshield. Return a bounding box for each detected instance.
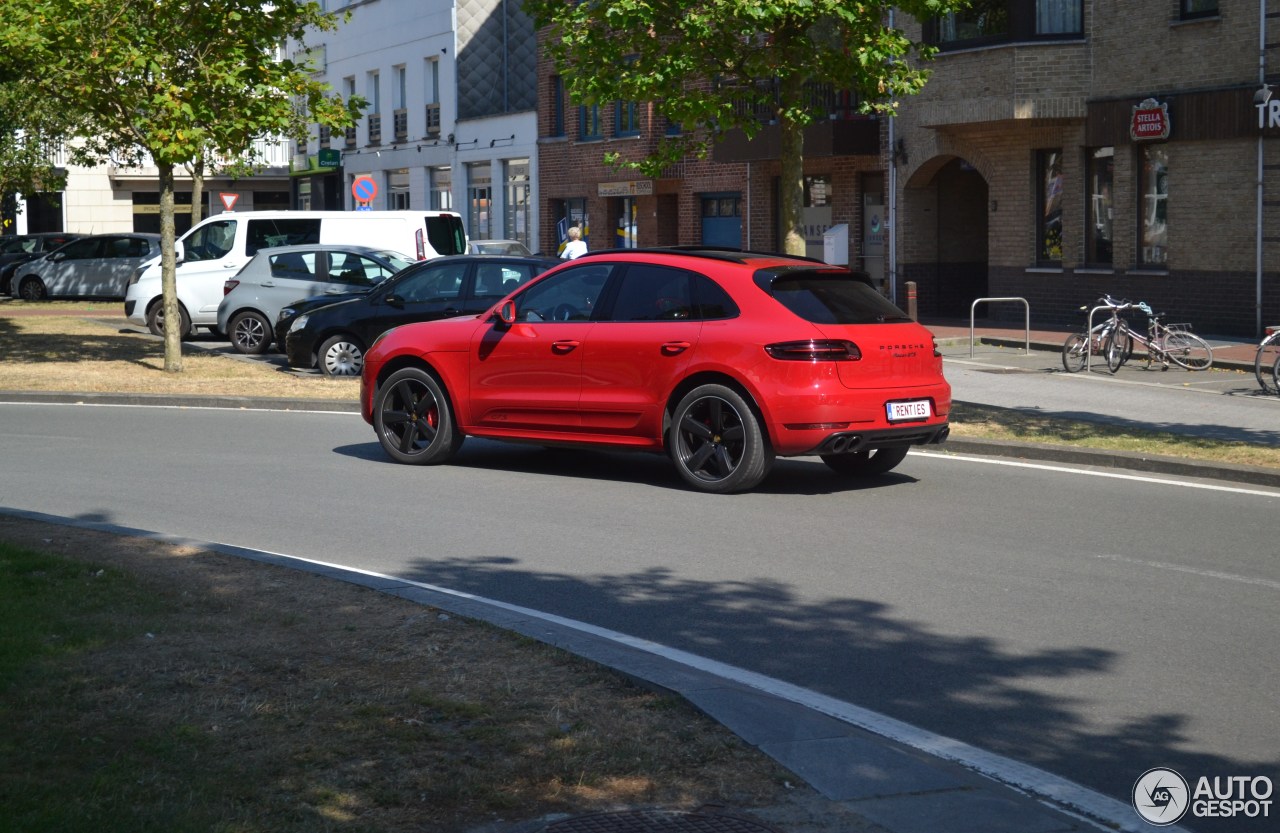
[375,251,416,271]
[182,220,236,263]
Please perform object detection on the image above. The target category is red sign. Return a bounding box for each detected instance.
[351,176,378,203]
[1130,98,1170,141]
[219,193,240,211]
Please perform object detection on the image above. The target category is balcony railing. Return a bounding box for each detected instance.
[318,125,331,148]
[393,108,408,143]
[425,103,441,136]
[344,126,357,149]
[106,135,293,172]
[367,113,382,146]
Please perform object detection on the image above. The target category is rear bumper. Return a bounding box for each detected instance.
[804,423,950,457]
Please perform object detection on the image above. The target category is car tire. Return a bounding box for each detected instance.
[229,310,272,355]
[668,383,773,493]
[821,446,910,476]
[373,366,464,465]
[146,302,192,339]
[318,334,365,377]
[18,276,47,301]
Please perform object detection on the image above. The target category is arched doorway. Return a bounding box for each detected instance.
[900,157,989,318]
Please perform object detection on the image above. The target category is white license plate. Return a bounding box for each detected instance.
[886,399,932,422]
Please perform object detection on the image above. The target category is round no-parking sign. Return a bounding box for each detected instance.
[351,176,378,204]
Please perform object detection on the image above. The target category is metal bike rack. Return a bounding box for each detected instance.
[969,297,1030,357]
[1084,303,1111,372]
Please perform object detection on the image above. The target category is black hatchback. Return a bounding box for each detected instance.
[282,254,558,377]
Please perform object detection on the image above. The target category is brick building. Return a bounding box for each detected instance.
[891,0,1279,337]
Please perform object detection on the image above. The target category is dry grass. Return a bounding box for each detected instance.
[0,518,791,833]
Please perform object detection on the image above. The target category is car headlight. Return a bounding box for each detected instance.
[278,307,296,323]
[289,314,309,333]
[128,266,147,286]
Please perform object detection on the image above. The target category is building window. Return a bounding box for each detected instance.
[616,100,640,137]
[930,0,1081,49]
[551,76,565,137]
[1138,145,1169,268]
[468,162,492,239]
[429,166,452,211]
[1085,147,1113,266]
[503,159,531,249]
[1182,0,1217,20]
[579,104,602,141]
[1036,149,1064,266]
[388,168,410,210]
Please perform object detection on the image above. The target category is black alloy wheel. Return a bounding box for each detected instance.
[373,367,464,465]
[229,311,273,354]
[668,383,772,493]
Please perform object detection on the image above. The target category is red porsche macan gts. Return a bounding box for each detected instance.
[360,248,950,493]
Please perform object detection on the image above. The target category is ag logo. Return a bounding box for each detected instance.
[1133,767,1190,825]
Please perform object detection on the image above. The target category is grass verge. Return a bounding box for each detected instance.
[0,520,789,833]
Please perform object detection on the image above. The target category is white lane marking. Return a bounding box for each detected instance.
[0,400,356,415]
[1095,554,1280,592]
[911,450,1280,499]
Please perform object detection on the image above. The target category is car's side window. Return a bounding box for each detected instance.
[327,253,387,286]
[607,264,694,322]
[515,264,613,322]
[107,237,150,258]
[246,219,321,255]
[269,252,317,280]
[394,262,468,303]
[471,262,536,302]
[60,238,103,260]
[184,220,236,262]
[690,274,739,320]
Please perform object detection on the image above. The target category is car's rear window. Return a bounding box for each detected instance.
[756,268,911,324]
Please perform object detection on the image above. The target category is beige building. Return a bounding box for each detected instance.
[892,0,1276,337]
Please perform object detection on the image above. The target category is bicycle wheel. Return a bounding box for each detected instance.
[1163,331,1213,370]
[1255,333,1280,394]
[1061,332,1089,372]
[1103,328,1129,373]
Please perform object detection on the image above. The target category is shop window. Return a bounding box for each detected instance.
[429,166,452,211]
[1138,145,1169,268]
[468,162,492,239]
[1036,149,1064,266]
[1085,147,1113,266]
[503,159,532,250]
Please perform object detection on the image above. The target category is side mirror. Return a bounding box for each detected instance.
[385,294,405,310]
[174,241,185,263]
[496,298,517,326]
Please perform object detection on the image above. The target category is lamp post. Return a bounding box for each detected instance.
[1258,0,1269,339]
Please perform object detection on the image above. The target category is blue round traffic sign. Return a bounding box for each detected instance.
[351,176,378,203]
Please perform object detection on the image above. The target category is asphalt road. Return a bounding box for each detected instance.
[1,400,1276,825]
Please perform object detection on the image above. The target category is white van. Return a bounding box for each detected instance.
[123,210,467,337]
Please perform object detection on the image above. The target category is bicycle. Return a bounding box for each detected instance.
[1062,295,1133,372]
[1102,302,1213,372]
[1255,325,1280,394]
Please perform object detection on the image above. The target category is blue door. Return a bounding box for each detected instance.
[700,194,741,248]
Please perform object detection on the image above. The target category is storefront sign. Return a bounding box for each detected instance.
[1258,99,1280,130]
[598,180,653,197]
[1130,98,1170,141]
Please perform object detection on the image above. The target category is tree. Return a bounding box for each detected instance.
[525,0,958,255]
[5,0,358,371]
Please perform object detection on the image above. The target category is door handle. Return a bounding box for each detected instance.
[552,340,580,353]
[661,341,691,355]
[260,281,275,287]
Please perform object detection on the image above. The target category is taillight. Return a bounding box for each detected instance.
[415,229,426,260]
[222,279,239,296]
[933,337,941,357]
[764,340,862,361]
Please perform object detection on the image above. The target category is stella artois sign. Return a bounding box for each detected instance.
[1131,98,1170,141]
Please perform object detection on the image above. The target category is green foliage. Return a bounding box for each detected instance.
[526,0,960,178]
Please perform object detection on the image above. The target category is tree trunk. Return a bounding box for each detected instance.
[189,157,205,226]
[158,163,183,373]
[778,74,806,257]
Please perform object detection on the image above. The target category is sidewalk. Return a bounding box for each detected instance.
[922,316,1263,372]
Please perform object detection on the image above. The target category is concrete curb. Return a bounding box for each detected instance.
[0,390,360,412]
[937,335,1259,374]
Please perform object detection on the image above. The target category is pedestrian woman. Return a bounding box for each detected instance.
[561,225,587,260]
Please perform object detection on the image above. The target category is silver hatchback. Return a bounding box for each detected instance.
[215,244,414,354]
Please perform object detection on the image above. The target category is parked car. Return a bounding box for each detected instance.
[215,244,414,354]
[13,233,161,300]
[1,232,83,296]
[360,248,952,493]
[284,254,557,377]
[468,239,534,257]
[124,209,466,338]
